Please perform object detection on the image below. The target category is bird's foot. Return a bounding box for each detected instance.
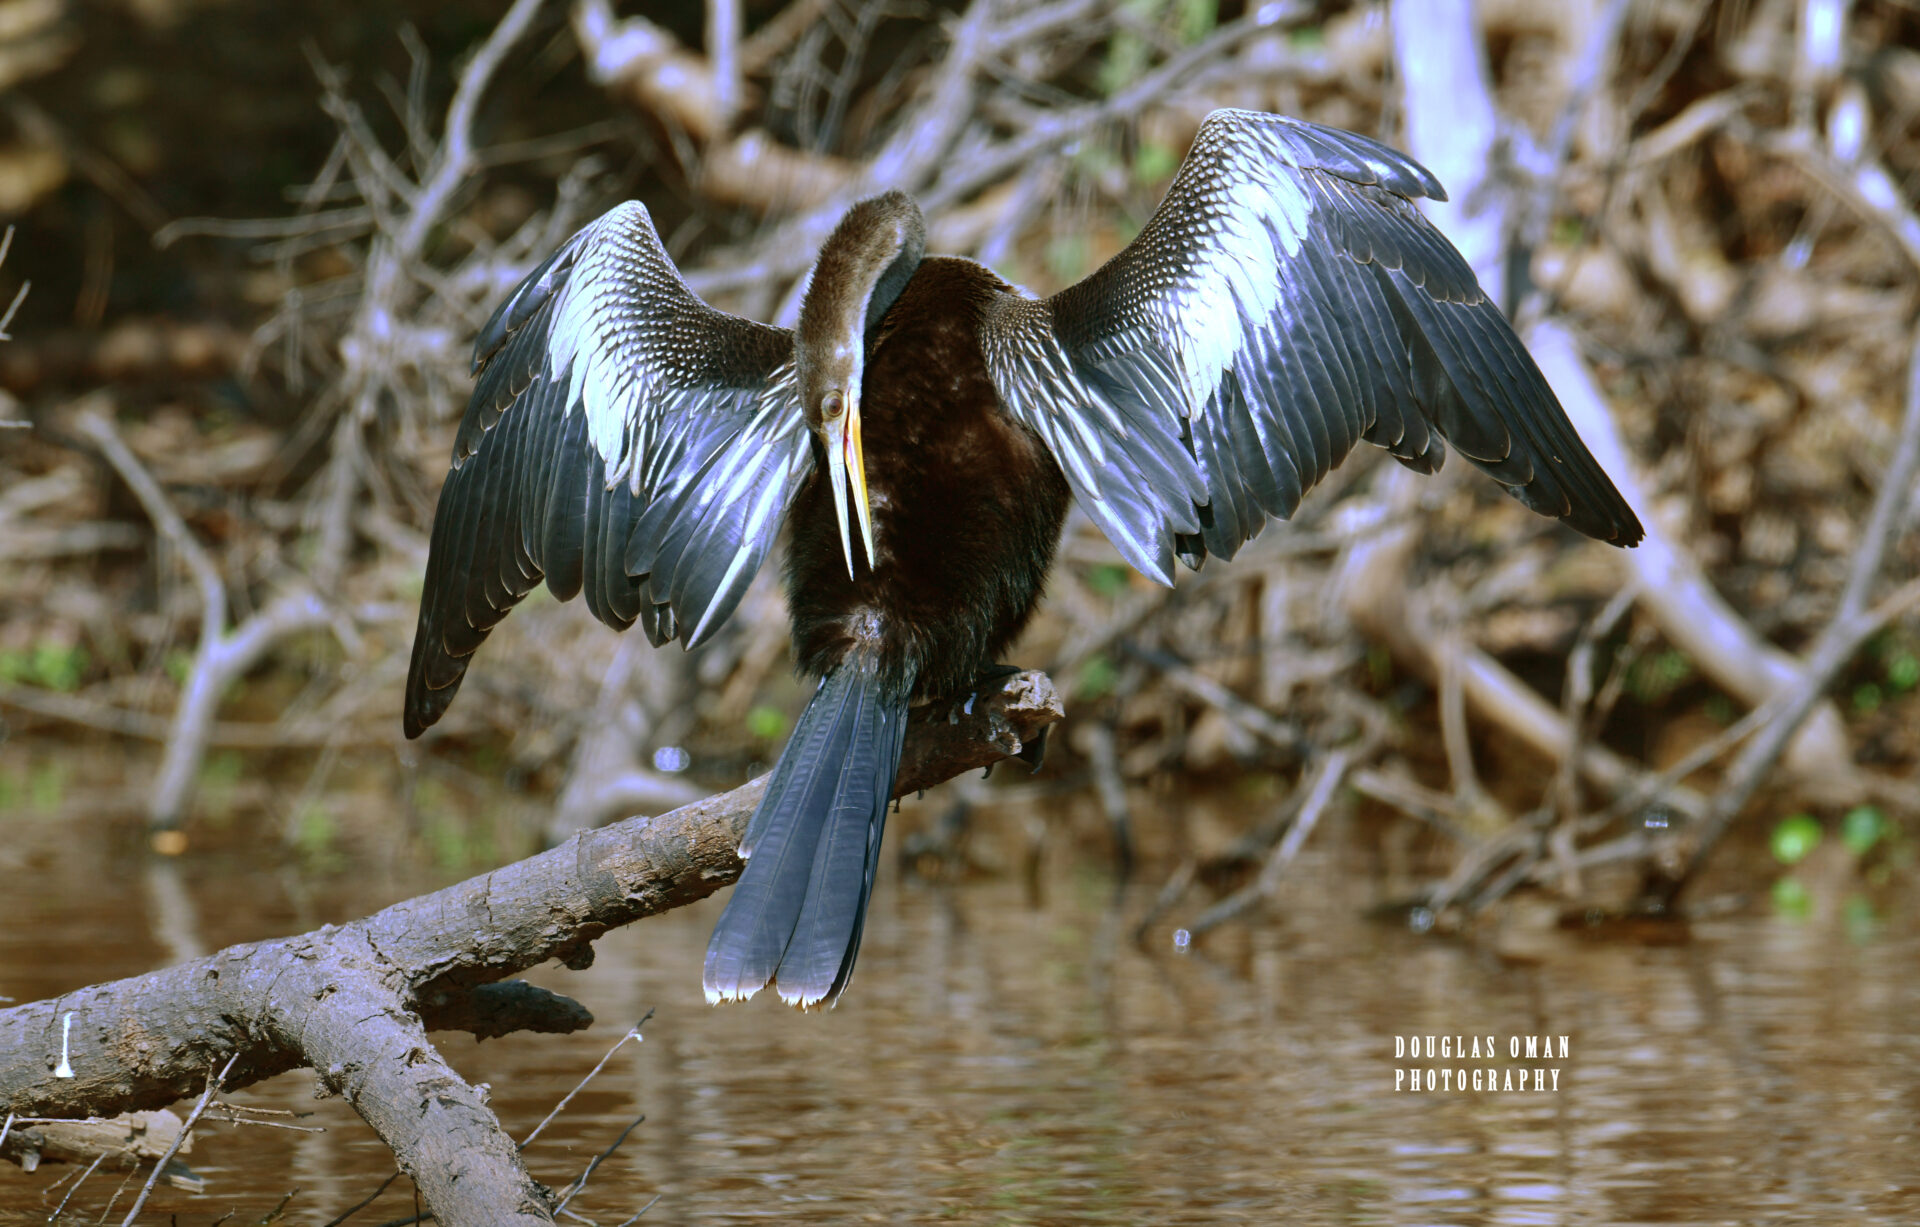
[937,663,1024,725]
[934,665,1049,774]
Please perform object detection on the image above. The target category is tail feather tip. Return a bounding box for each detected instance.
[704,980,762,1006]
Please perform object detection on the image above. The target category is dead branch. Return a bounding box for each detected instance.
[118,1053,236,1225]
[0,670,1062,1227]
[0,225,27,347]
[74,401,337,828]
[317,0,550,592]
[1527,322,1857,794]
[519,1017,648,1151]
[1335,492,1707,822]
[1077,720,1133,875]
[1184,746,1353,937]
[1665,322,1920,894]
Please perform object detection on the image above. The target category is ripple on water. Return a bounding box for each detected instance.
[0,800,1915,1224]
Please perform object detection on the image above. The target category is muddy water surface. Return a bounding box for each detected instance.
[0,787,1915,1225]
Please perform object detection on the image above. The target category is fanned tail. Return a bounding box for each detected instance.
[703,660,909,1009]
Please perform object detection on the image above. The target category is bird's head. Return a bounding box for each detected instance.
[796,189,926,578]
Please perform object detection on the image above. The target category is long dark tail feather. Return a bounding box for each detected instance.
[704,661,909,1009]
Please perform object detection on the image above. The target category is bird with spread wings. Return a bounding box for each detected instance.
[405,110,1641,1008]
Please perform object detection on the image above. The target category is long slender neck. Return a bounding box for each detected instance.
[796,191,927,413]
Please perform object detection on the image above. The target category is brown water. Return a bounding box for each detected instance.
[1,790,1916,1226]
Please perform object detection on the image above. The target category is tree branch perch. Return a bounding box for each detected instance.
[0,670,1063,1226]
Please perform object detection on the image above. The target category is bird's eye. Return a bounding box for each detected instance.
[822,391,845,421]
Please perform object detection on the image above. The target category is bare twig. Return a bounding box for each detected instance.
[1669,322,1920,891]
[48,1148,107,1219]
[1185,748,1353,937]
[1436,628,1491,813]
[1352,768,1471,839]
[864,0,996,191]
[153,206,375,248]
[96,1156,144,1222]
[1079,722,1133,876]
[119,1054,237,1227]
[707,0,742,129]
[0,225,28,343]
[205,1103,325,1133]
[318,1172,402,1227]
[520,1014,650,1152]
[1426,818,1542,916]
[1122,644,1303,756]
[1528,321,1856,792]
[74,403,336,828]
[1509,0,1632,317]
[925,3,1311,213]
[1551,586,1638,823]
[613,1195,662,1225]
[1132,859,1196,944]
[552,1113,646,1214]
[398,0,550,263]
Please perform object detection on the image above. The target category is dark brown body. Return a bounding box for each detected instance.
[785,258,1071,702]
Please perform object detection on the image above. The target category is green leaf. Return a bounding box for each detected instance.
[1626,648,1692,704]
[293,806,335,851]
[199,749,244,788]
[1174,0,1216,43]
[1551,216,1587,246]
[1769,812,1822,865]
[1097,30,1148,98]
[1131,140,1181,187]
[1886,650,1920,692]
[29,761,67,814]
[1096,0,1160,96]
[1771,874,1811,919]
[746,704,789,741]
[1076,653,1118,701]
[1840,805,1886,857]
[1044,233,1091,286]
[1085,563,1131,598]
[1843,892,1878,941]
[18,643,89,692]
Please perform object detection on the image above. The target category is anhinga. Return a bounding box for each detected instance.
[404,110,1643,1009]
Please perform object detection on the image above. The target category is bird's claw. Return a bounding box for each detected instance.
[1014,722,1050,773]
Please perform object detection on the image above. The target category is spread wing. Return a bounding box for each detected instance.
[978,109,1642,583]
[405,201,809,737]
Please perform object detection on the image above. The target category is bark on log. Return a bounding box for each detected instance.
[0,670,1063,1226]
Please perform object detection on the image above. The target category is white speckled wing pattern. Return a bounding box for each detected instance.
[405,202,808,736]
[980,109,1642,583]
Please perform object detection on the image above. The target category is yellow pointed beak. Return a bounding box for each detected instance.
[825,389,877,579]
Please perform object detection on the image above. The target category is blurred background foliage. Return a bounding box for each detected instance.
[0,0,1918,939]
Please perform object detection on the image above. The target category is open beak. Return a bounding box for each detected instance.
[825,390,878,579]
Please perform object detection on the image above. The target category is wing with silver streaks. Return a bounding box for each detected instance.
[405,201,808,737]
[979,109,1641,583]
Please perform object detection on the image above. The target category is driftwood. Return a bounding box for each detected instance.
[0,670,1063,1226]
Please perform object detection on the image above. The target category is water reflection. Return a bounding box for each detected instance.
[0,796,1915,1224]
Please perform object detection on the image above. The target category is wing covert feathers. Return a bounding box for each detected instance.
[404,202,808,737]
[980,108,1642,578]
